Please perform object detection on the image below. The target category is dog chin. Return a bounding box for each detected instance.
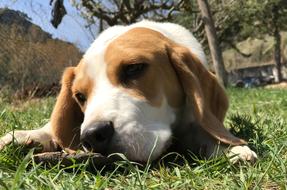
[105,123,172,162]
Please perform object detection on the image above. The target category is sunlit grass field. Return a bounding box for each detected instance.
[0,88,286,189]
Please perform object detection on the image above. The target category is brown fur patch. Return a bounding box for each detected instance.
[166,44,245,145]
[50,66,83,150]
[72,62,94,112]
[50,60,93,149]
[105,28,184,108]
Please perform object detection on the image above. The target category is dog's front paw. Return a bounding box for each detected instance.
[228,145,257,164]
[0,130,58,152]
[0,131,30,150]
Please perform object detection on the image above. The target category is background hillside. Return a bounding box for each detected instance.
[0,8,82,99]
[223,32,287,72]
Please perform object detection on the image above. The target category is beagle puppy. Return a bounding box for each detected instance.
[0,21,257,163]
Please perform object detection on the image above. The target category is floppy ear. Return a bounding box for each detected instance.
[167,45,246,145]
[50,67,84,149]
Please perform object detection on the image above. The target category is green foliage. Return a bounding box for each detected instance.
[172,0,287,50]
[0,88,286,189]
[243,0,287,36]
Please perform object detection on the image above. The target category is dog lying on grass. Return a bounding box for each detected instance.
[0,20,257,164]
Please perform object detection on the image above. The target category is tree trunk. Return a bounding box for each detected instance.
[99,17,104,33]
[196,0,227,87]
[272,5,282,83]
[274,28,282,83]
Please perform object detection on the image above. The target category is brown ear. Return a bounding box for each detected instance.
[167,45,246,145]
[50,67,84,149]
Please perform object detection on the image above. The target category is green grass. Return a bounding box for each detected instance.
[0,88,286,189]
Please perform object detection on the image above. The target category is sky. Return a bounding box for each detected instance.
[0,0,97,51]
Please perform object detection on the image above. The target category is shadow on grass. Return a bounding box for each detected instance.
[228,113,268,156]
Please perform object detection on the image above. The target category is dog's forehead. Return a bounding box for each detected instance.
[105,28,167,62]
[81,27,167,79]
[106,27,166,48]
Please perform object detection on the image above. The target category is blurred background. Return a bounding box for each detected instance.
[0,0,286,100]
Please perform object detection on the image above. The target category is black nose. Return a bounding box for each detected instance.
[81,121,114,154]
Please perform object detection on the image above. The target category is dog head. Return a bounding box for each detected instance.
[50,21,245,162]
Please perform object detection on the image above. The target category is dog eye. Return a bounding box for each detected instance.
[75,92,86,104]
[122,63,148,81]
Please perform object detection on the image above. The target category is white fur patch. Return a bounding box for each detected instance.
[81,61,175,161]
[228,145,258,163]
